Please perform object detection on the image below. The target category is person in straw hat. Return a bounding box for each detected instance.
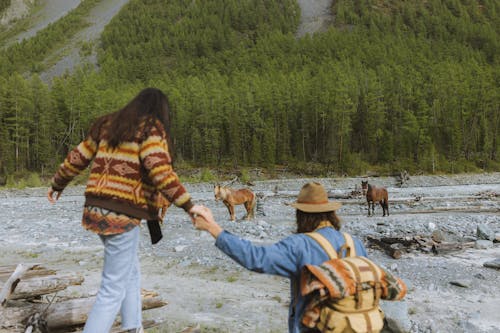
[191,182,368,333]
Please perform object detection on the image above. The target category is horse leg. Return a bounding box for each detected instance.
[367,201,371,217]
[380,201,385,216]
[385,199,389,216]
[224,201,234,221]
[245,200,254,220]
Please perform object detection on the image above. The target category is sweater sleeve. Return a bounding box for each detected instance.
[51,136,98,191]
[139,125,192,212]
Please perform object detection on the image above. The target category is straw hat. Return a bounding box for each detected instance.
[290,182,342,213]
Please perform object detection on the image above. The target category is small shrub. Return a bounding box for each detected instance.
[272,295,282,303]
[200,168,215,182]
[26,172,42,187]
[226,275,238,283]
[239,168,250,183]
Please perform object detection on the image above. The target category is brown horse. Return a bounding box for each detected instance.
[214,185,256,221]
[361,181,389,217]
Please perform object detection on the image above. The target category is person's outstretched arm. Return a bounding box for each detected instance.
[191,205,300,278]
[140,121,193,215]
[48,136,98,204]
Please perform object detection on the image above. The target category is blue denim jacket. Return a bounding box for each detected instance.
[215,227,368,333]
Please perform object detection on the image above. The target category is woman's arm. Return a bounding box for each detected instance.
[48,136,98,203]
[139,124,193,213]
[191,205,299,278]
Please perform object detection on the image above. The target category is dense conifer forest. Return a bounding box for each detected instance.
[0,0,498,184]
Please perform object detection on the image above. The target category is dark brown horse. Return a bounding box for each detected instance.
[214,185,256,221]
[361,181,389,217]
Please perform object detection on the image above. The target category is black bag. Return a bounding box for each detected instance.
[147,220,163,244]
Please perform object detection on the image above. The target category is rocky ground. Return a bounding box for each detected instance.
[0,173,499,332]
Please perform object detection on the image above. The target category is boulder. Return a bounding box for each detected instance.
[380,300,412,333]
[477,225,495,241]
[483,258,500,270]
[475,240,494,249]
[494,233,500,243]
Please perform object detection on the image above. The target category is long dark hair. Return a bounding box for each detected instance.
[296,210,341,233]
[107,88,173,154]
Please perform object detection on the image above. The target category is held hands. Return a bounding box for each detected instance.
[47,188,62,204]
[190,205,223,239]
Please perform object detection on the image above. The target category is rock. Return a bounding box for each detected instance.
[431,230,444,242]
[380,300,412,333]
[458,317,485,333]
[174,245,187,252]
[449,280,470,288]
[463,235,477,242]
[483,258,500,270]
[475,240,494,249]
[476,224,495,241]
[494,233,500,243]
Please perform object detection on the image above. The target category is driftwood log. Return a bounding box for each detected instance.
[367,235,478,258]
[0,265,56,280]
[0,265,168,332]
[0,293,166,329]
[0,264,39,307]
[366,236,403,259]
[1,274,84,300]
[431,241,476,255]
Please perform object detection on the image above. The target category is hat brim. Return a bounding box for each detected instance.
[290,201,342,213]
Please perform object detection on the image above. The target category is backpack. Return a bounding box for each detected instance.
[300,232,407,333]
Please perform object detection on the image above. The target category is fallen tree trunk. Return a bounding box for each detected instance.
[0,264,38,307]
[71,319,165,333]
[0,293,167,329]
[366,236,403,259]
[431,241,476,255]
[1,274,84,300]
[0,264,53,279]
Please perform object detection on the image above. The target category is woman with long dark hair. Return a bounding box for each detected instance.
[48,87,195,333]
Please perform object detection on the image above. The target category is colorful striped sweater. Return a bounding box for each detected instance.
[51,116,193,222]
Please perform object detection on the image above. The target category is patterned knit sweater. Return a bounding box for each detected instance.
[51,116,193,222]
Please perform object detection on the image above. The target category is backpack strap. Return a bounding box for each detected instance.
[358,257,383,306]
[306,232,338,259]
[340,233,357,258]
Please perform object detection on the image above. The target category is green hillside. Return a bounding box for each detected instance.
[0,0,499,183]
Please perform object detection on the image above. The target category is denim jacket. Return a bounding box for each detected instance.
[215,227,368,333]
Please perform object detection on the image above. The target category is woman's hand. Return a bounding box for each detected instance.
[190,205,223,239]
[47,188,62,204]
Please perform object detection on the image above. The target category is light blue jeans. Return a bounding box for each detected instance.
[83,227,142,333]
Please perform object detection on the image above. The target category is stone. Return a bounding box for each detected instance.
[483,258,500,270]
[427,222,436,231]
[449,280,470,288]
[431,230,445,242]
[476,224,495,241]
[475,240,494,249]
[494,233,500,243]
[380,300,412,333]
[174,245,187,252]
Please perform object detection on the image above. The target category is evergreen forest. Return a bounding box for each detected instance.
[0,0,499,184]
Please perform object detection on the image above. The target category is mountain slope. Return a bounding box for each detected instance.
[0,0,498,179]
